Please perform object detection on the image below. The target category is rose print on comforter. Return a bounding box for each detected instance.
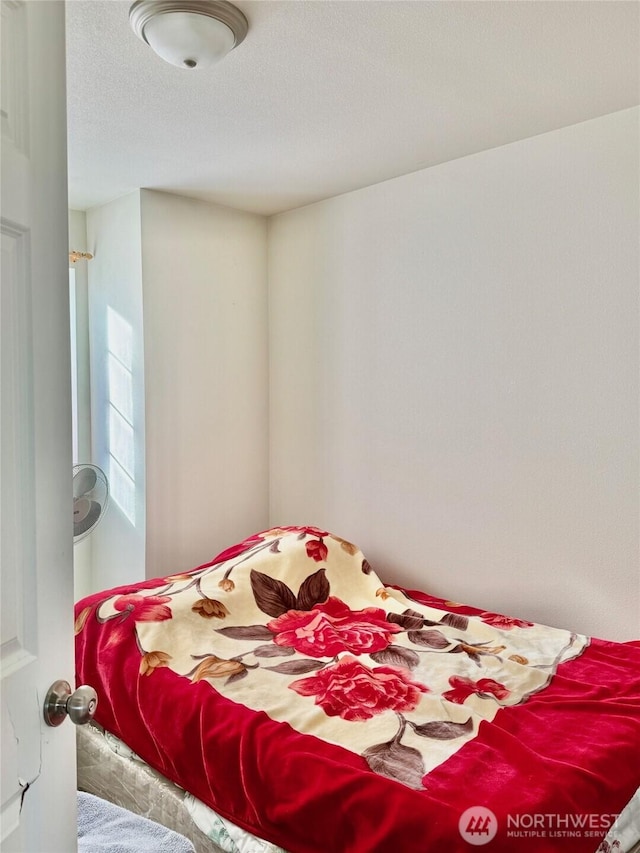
[289,655,428,721]
[268,597,402,657]
[75,528,640,853]
[76,527,585,790]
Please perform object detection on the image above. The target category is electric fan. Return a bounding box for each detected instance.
[73,464,109,542]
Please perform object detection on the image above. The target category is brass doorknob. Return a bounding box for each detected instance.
[43,680,98,727]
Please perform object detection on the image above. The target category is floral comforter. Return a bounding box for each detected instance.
[75,527,640,853]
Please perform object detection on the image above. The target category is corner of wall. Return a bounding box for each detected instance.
[85,191,146,592]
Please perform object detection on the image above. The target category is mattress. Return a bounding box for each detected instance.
[77,722,287,853]
[75,526,640,852]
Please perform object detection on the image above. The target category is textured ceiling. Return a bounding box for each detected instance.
[66,0,639,216]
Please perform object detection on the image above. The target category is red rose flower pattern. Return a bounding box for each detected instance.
[305,538,328,562]
[443,675,510,705]
[78,528,566,792]
[289,655,428,721]
[97,594,173,648]
[480,612,534,630]
[112,594,172,622]
[267,597,402,657]
[281,525,330,538]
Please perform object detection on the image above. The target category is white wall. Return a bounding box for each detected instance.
[82,190,268,593]
[86,191,146,592]
[69,209,93,600]
[140,190,269,578]
[268,108,639,641]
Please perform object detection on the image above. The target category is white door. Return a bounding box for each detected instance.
[1,1,77,850]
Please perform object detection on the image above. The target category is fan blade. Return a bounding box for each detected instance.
[74,500,102,537]
[73,467,97,498]
[73,497,92,523]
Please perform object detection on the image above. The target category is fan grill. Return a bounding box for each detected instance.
[73,464,109,542]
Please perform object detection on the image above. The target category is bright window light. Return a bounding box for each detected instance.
[109,455,136,525]
[108,354,133,423]
[69,268,79,464]
[107,307,133,368]
[109,406,135,476]
[106,307,136,525]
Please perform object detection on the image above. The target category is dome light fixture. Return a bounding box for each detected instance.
[129,0,248,71]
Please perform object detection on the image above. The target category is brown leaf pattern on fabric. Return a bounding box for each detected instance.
[387,610,424,631]
[410,717,474,740]
[192,598,230,619]
[140,650,172,676]
[265,660,326,675]
[448,641,507,666]
[362,740,426,789]
[407,629,451,649]
[370,645,420,669]
[296,568,330,610]
[253,644,295,658]
[250,570,297,618]
[192,656,246,682]
[216,625,274,641]
[74,606,92,635]
[439,612,470,631]
[331,535,358,555]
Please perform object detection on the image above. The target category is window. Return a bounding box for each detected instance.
[106,307,136,525]
[69,267,79,464]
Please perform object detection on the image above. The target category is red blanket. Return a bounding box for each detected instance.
[75,527,640,852]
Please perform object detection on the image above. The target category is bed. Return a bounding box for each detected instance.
[75,526,640,852]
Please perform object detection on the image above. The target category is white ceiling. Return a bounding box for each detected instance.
[66,0,639,216]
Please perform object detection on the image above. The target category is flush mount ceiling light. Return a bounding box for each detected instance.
[129,0,248,70]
